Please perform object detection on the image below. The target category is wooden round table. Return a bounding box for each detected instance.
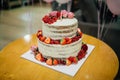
[0,34,119,80]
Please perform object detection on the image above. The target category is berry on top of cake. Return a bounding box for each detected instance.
[42,10,74,24]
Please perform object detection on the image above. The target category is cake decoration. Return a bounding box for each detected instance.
[42,10,74,24]
[36,28,82,45]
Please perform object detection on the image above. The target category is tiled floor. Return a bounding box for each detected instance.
[0,4,52,50]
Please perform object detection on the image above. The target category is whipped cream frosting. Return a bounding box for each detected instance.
[42,18,78,40]
[38,38,82,58]
[49,18,77,26]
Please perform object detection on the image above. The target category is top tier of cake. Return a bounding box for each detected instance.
[42,18,78,40]
[42,10,78,40]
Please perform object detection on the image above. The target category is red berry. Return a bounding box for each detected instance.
[66,59,72,66]
[46,58,52,66]
[50,39,54,44]
[47,20,50,24]
[82,44,88,52]
[68,56,74,62]
[42,15,51,23]
[37,30,42,37]
[65,37,72,44]
[77,55,82,60]
[39,36,46,42]
[35,53,45,62]
[77,50,85,60]
[43,58,47,62]
[59,59,66,65]
[53,59,59,65]
[52,17,57,21]
[44,37,51,44]
[57,11,61,18]
[60,38,66,45]
[54,40,60,44]
[72,36,79,42]
[73,57,78,64]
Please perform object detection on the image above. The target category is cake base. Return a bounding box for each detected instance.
[21,44,95,76]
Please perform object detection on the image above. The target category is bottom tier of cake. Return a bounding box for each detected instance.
[38,38,82,58]
[31,43,88,66]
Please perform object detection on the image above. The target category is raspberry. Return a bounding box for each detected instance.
[77,50,85,60]
[68,56,74,62]
[57,11,61,18]
[59,60,66,65]
[52,17,57,21]
[50,39,54,44]
[42,15,51,23]
[72,36,80,42]
[82,44,88,52]
[54,40,60,44]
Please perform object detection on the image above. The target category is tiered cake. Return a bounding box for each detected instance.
[31,10,88,66]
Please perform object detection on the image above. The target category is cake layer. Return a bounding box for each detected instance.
[42,18,78,40]
[38,38,82,58]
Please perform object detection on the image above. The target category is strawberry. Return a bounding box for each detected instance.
[53,59,59,65]
[37,30,42,37]
[73,57,78,64]
[35,53,44,62]
[65,37,72,44]
[66,59,72,66]
[44,37,51,44]
[60,38,66,45]
[39,36,46,42]
[35,54,41,61]
[46,58,52,66]
[68,56,74,62]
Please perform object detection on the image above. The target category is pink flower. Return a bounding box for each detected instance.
[68,12,74,18]
[61,10,68,18]
[31,45,37,52]
[49,11,58,17]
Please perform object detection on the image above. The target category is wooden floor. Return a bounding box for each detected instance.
[0,4,51,50]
